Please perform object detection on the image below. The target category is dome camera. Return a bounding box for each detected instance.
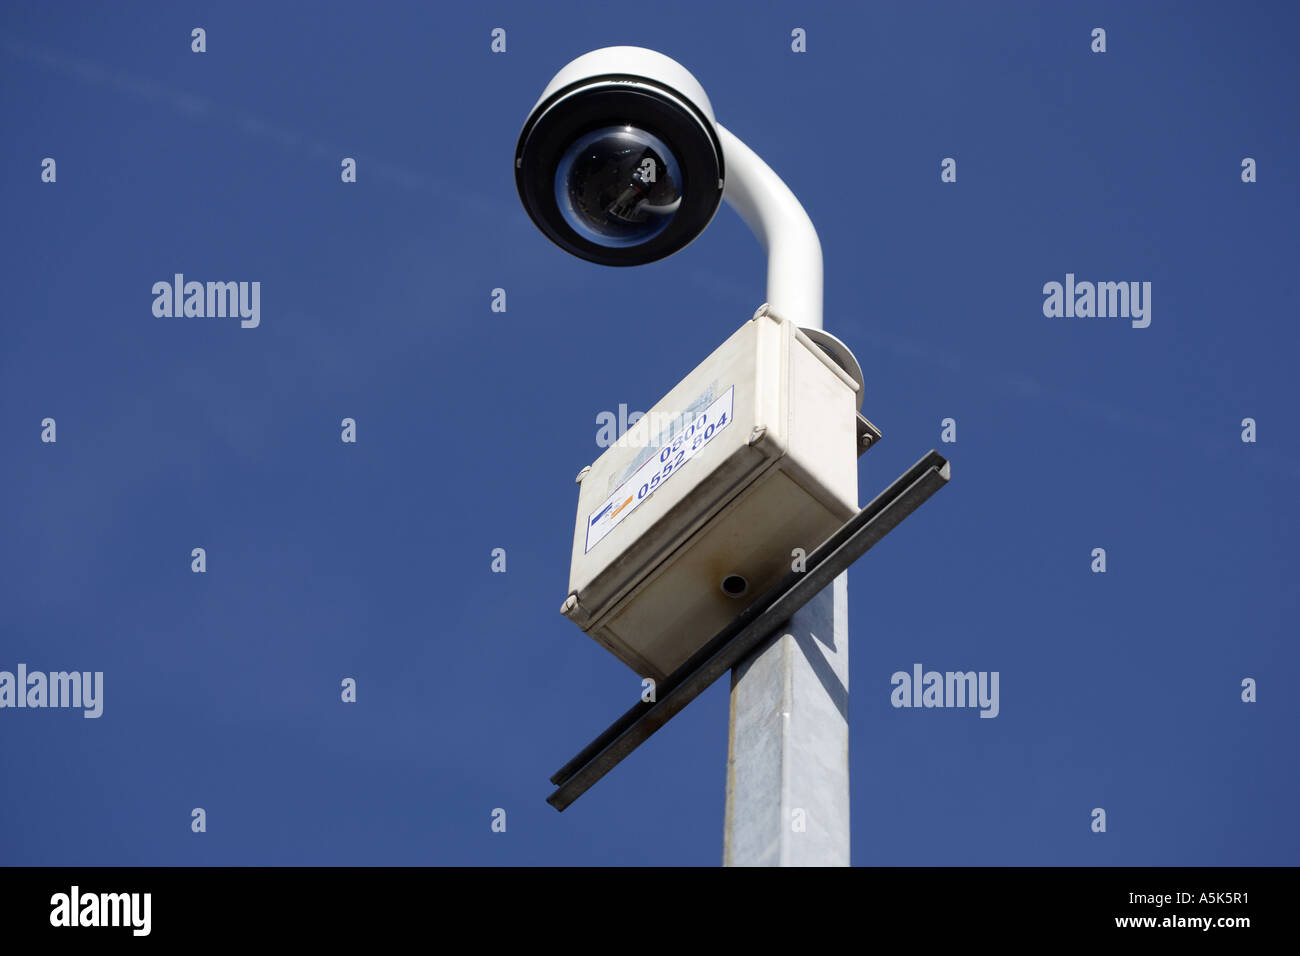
[514,47,725,267]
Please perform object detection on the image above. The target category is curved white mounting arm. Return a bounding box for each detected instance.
[717,124,823,332]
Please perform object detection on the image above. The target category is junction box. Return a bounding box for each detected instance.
[563,310,878,680]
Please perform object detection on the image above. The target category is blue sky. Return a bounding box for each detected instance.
[1,0,1296,866]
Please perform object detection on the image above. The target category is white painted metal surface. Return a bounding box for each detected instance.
[718,124,824,332]
[531,46,719,127]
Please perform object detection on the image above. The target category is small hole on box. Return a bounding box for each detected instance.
[721,574,749,598]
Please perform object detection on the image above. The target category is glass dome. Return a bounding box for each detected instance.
[553,125,683,248]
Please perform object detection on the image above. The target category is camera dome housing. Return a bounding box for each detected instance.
[515,47,725,267]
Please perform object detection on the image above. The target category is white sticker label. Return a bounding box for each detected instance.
[585,386,735,554]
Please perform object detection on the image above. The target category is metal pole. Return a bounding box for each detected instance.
[718,125,849,865]
[724,575,850,866]
[716,124,823,332]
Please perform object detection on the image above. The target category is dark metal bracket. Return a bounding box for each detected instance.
[547,449,951,811]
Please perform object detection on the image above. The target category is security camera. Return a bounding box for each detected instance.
[515,46,830,335]
[514,46,725,267]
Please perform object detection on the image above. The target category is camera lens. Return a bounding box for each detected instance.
[553,125,683,248]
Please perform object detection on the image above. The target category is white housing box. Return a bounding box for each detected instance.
[563,311,871,680]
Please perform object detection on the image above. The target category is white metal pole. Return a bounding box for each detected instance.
[723,575,850,866]
[716,124,824,332]
[717,125,852,866]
